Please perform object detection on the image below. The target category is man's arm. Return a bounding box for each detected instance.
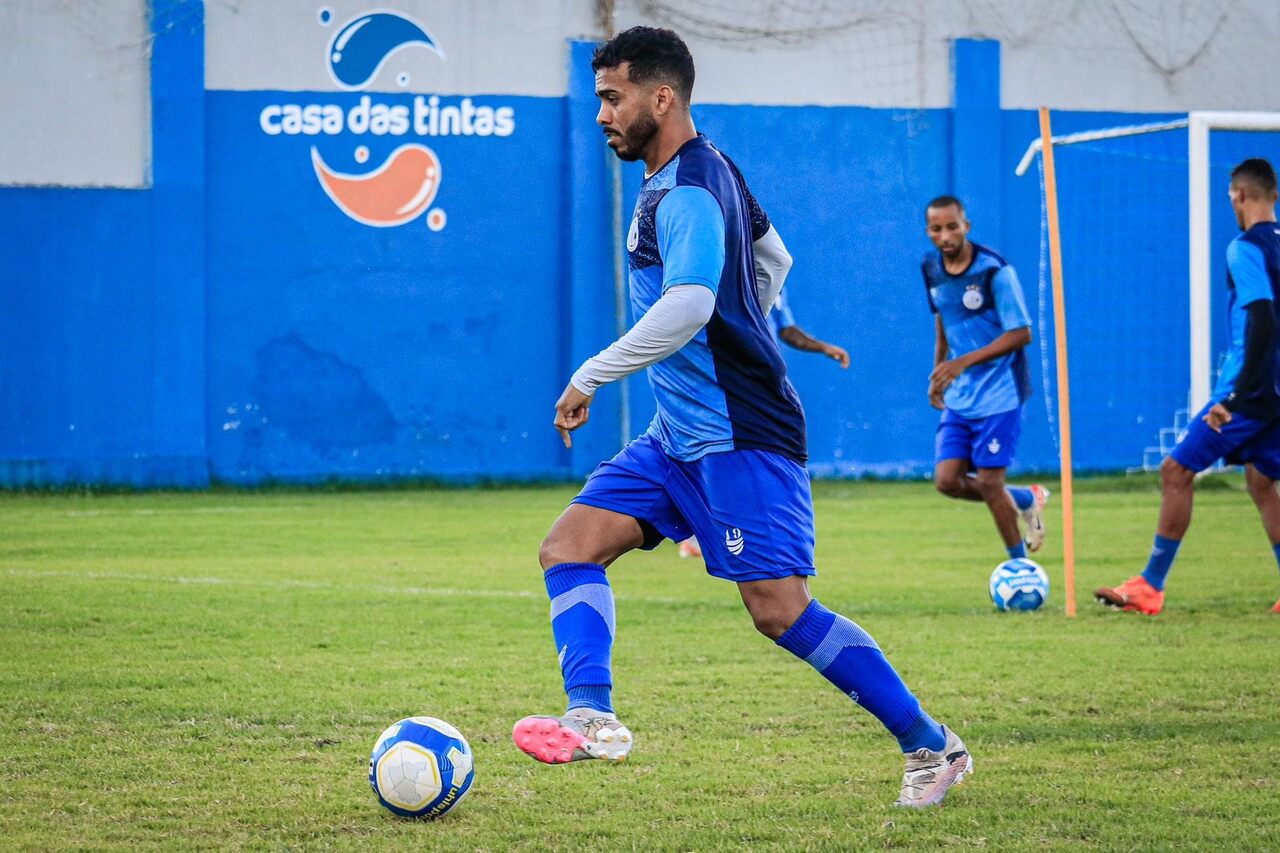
[929,315,948,408]
[1207,240,1276,431]
[753,225,791,314]
[570,285,717,394]
[778,325,850,368]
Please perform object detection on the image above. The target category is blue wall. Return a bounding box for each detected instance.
[3,19,1275,486]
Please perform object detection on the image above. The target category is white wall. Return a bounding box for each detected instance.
[204,0,600,95]
[0,0,151,187]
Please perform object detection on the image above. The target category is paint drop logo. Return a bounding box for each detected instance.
[325,10,444,90]
[259,8,517,229]
[311,143,440,228]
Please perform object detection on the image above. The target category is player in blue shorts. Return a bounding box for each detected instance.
[511,27,971,808]
[1096,158,1280,616]
[924,195,1050,561]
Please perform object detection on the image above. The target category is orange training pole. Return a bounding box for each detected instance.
[1039,107,1077,617]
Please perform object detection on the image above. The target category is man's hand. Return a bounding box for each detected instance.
[1202,402,1232,434]
[822,343,851,369]
[928,381,946,410]
[554,383,594,448]
[928,356,968,408]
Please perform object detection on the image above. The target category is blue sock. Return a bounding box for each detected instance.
[1007,486,1034,511]
[1141,535,1181,591]
[1006,542,1027,560]
[544,563,614,714]
[776,600,946,753]
[1271,543,1280,573]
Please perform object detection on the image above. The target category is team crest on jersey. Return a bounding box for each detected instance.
[724,527,745,556]
[626,216,639,252]
[963,284,985,310]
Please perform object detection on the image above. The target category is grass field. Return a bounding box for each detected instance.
[2,476,1278,851]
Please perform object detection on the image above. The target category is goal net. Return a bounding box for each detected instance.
[1017,113,1280,472]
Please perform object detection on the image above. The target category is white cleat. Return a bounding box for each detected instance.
[1021,484,1050,552]
[512,708,633,764]
[893,725,972,808]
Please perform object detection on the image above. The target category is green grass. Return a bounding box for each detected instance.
[2,477,1278,851]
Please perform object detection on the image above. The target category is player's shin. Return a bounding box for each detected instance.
[775,600,945,753]
[544,563,615,714]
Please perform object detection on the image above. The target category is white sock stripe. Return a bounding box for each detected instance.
[549,583,616,637]
[803,615,879,672]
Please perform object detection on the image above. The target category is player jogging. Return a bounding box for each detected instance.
[679,288,848,559]
[1096,158,1280,616]
[923,196,1049,561]
[512,27,971,808]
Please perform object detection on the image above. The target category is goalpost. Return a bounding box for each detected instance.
[1016,110,1280,615]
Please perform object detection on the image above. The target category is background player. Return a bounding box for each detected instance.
[923,196,1049,561]
[1096,158,1280,615]
[512,27,971,808]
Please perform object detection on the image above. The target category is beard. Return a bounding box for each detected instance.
[609,111,659,162]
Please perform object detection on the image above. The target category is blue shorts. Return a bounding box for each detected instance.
[572,434,816,583]
[1171,402,1280,478]
[935,407,1022,469]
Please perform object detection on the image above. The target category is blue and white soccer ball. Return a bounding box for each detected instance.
[989,558,1050,611]
[369,717,475,819]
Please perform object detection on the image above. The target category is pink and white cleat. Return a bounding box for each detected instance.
[512,708,633,764]
[1021,484,1051,552]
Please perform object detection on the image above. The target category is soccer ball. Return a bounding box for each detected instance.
[988,558,1050,611]
[369,717,475,819]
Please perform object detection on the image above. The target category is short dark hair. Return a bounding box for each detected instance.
[1231,158,1278,198]
[925,195,966,217]
[591,26,695,103]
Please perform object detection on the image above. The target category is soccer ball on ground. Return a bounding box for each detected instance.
[989,558,1050,611]
[369,716,475,819]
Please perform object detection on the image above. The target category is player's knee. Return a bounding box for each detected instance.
[747,607,794,640]
[1246,468,1277,502]
[1160,456,1195,490]
[538,533,568,570]
[934,475,964,498]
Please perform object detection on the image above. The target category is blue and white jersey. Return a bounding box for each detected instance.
[628,134,806,463]
[1214,221,1280,415]
[923,243,1032,419]
[769,289,797,336]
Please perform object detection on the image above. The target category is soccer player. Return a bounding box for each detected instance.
[1096,158,1280,616]
[511,27,971,808]
[923,196,1049,560]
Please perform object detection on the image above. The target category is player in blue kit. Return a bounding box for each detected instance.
[511,27,971,808]
[1096,158,1280,616]
[923,196,1049,561]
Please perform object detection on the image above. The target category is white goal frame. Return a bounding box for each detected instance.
[1017,111,1280,413]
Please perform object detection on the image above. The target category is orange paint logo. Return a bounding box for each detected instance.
[312,144,441,228]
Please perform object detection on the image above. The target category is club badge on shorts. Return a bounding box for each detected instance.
[963,284,985,310]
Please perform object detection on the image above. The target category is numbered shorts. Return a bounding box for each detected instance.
[571,434,816,583]
[935,406,1022,469]
[1171,402,1280,478]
